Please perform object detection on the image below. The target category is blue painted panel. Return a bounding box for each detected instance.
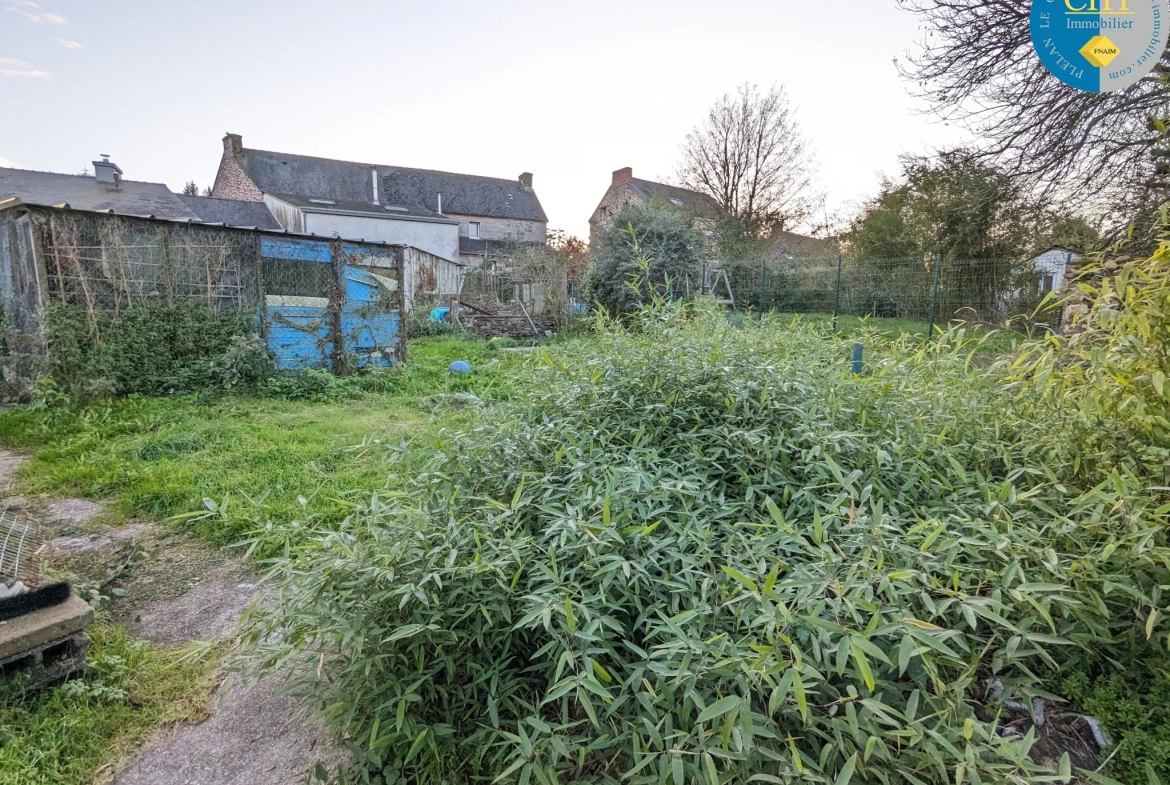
[261,237,331,263]
[262,264,401,370]
[342,268,400,367]
[266,303,331,369]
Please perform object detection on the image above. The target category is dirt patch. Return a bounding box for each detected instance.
[112,676,349,785]
[0,449,26,491]
[0,448,347,782]
[46,521,259,644]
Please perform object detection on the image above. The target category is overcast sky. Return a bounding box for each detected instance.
[0,0,965,238]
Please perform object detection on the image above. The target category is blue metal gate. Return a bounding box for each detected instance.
[260,237,403,371]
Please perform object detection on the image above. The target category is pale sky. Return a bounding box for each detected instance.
[0,0,965,238]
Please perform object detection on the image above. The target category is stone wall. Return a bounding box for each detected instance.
[211,134,265,203]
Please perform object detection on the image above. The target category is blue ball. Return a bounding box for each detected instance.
[448,360,471,374]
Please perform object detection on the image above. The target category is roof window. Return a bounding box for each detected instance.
[384,205,408,212]
[670,198,684,207]
[309,198,336,205]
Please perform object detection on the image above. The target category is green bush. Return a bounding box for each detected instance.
[40,302,258,398]
[243,300,1168,784]
[586,203,704,315]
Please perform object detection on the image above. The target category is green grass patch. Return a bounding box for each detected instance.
[0,336,544,548]
[0,624,216,785]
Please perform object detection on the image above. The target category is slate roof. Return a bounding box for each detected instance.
[269,193,457,224]
[626,178,723,220]
[236,148,547,223]
[0,168,197,219]
[382,167,547,223]
[177,194,283,230]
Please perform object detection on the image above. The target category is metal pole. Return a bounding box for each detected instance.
[832,254,843,331]
[758,259,766,313]
[927,253,942,339]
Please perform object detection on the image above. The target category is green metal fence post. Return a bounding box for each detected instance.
[757,259,766,313]
[832,254,843,331]
[927,253,942,339]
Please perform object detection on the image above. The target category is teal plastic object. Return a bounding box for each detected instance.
[448,360,471,374]
[430,306,451,322]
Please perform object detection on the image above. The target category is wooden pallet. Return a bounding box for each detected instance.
[0,594,94,691]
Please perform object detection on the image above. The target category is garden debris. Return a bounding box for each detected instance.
[983,684,1105,775]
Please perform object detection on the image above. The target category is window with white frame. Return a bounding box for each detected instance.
[468,222,480,239]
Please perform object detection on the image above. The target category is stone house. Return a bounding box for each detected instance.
[212,134,548,267]
[588,167,723,246]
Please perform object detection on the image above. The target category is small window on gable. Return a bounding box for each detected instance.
[469,222,481,239]
[1040,274,1056,293]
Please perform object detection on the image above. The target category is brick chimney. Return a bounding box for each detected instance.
[612,167,633,187]
[223,133,244,157]
[519,172,533,188]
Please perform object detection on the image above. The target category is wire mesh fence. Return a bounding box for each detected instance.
[699,254,1062,331]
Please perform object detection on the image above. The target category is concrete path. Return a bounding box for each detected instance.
[0,449,348,784]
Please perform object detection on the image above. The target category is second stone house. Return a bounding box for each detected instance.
[588,166,723,246]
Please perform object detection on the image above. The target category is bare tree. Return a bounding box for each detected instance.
[896,0,1169,225]
[677,84,817,231]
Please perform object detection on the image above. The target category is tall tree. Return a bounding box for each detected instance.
[847,151,1037,262]
[181,181,200,196]
[677,84,816,231]
[896,0,1170,226]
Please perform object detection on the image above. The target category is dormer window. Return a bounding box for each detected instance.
[468,222,481,239]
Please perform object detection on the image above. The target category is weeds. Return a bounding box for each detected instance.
[0,624,216,785]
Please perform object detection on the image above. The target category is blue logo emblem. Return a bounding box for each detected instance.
[1030,0,1168,92]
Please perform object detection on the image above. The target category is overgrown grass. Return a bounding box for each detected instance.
[0,335,541,784]
[0,336,535,546]
[240,274,1170,785]
[0,624,216,785]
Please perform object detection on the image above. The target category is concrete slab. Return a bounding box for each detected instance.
[113,676,349,785]
[0,594,93,660]
[52,522,154,556]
